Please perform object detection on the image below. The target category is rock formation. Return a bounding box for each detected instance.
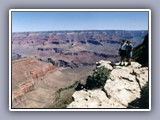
[67,60,149,108]
[12,30,148,67]
[12,56,94,108]
[12,57,55,83]
[12,57,56,108]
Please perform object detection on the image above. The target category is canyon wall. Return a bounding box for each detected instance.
[12,30,148,67]
[12,57,56,108]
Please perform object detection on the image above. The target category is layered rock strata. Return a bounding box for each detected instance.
[12,57,56,108]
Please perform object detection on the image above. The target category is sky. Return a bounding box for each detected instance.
[12,11,149,32]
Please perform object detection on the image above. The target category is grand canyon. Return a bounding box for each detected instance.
[11,30,148,108]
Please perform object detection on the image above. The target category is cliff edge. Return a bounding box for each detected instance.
[67,60,148,108]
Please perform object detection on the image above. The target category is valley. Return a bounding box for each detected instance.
[11,30,148,108]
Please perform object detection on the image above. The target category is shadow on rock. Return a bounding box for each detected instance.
[128,82,149,109]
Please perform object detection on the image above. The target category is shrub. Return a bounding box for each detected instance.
[85,67,110,90]
[49,81,79,108]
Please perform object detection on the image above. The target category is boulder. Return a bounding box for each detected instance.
[96,60,113,70]
[133,67,148,88]
[67,89,125,108]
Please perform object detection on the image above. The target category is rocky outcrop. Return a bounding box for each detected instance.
[67,60,149,108]
[68,89,125,108]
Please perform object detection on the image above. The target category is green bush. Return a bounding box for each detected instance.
[85,67,110,90]
[48,81,79,108]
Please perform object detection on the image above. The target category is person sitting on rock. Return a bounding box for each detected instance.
[119,40,127,66]
[126,40,133,66]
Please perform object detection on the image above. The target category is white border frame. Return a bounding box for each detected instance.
[9,9,151,111]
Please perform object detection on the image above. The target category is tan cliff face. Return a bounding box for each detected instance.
[12,57,55,84]
[67,60,149,108]
[12,57,57,108]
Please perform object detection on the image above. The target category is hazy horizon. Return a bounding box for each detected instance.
[12,29,148,33]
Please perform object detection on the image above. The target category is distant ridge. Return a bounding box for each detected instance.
[12,29,148,33]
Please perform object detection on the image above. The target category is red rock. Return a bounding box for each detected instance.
[12,89,24,104]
